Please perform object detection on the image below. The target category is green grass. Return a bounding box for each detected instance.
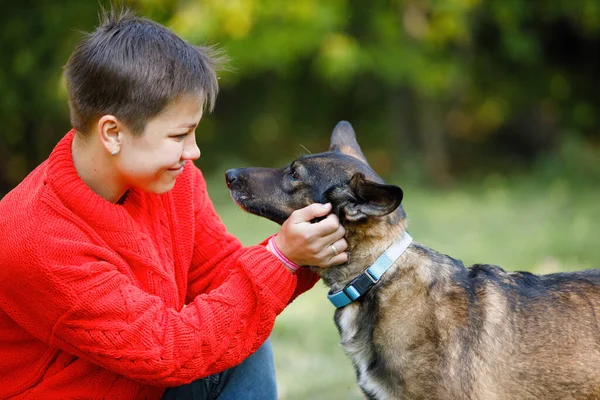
[205,169,600,399]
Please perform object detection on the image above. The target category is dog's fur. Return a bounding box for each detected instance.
[226,121,600,400]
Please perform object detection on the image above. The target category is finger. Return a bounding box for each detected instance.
[316,224,346,248]
[321,252,349,268]
[310,213,341,237]
[319,238,347,260]
[288,203,332,224]
[329,238,348,257]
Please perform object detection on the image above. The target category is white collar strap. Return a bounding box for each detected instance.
[327,232,413,308]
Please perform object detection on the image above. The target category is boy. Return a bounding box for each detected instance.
[0,8,347,399]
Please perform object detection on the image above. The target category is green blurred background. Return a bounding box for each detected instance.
[1,0,599,398]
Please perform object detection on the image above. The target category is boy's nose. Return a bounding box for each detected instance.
[184,143,201,161]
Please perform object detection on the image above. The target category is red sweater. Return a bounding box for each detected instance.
[0,130,319,399]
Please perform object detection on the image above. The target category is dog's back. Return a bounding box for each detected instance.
[347,243,600,399]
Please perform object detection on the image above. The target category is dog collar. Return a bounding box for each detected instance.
[327,232,413,308]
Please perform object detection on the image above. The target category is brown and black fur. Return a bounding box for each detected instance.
[225,121,600,400]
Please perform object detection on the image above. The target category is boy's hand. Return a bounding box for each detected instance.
[274,203,348,268]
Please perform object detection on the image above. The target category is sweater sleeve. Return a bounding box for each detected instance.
[186,168,319,303]
[258,236,321,304]
[0,221,297,387]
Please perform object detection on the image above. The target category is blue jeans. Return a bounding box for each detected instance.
[161,339,277,400]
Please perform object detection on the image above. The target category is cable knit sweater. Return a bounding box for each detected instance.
[0,130,319,399]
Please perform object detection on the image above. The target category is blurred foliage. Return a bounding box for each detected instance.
[1,0,600,194]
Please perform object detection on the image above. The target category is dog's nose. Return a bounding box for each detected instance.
[225,169,238,188]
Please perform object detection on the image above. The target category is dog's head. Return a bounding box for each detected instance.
[226,121,404,228]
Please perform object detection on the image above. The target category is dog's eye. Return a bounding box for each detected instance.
[290,170,301,181]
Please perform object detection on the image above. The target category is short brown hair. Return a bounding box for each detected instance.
[65,7,223,135]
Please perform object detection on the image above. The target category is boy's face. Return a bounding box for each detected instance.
[117,95,203,194]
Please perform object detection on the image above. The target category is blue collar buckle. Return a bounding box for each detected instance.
[327,233,413,308]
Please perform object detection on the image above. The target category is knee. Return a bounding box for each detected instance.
[220,339,278,400]
[247,339,278,397]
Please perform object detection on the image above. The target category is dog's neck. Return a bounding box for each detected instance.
[317,208,408,290]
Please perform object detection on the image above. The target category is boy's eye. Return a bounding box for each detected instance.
[173,134,187,141]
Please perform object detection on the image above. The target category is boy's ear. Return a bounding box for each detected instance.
[326,173,403,222]
[329,121,368,164]
[97,115,122,155]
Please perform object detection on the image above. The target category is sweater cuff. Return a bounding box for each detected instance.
[266,236,301,272]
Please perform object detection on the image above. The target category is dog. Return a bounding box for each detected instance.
[225,121,600,400]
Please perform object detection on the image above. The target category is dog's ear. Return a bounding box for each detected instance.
[327,173,403,222]
[329,121,368,164]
